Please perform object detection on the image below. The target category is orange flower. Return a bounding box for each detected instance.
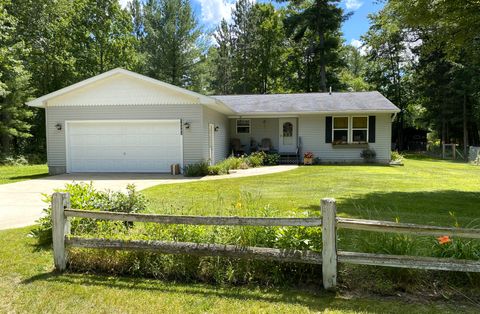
[437,235,451,245]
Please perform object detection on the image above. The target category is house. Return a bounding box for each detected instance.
[27,68,400,175]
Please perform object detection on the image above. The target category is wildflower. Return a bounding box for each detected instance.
[437,235,451,245]
[235,202,242,209]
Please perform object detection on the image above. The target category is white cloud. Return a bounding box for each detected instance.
[349,39,368,56]
[350,39,362,48]
[119,0,129,9]
[345,0,363,11]
[196,0,237,25]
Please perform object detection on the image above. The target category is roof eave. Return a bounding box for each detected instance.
[227,109,400,118]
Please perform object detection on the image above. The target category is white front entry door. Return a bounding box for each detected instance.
[66,120,182,173]
[278,118,297,152]
[208,123,215,165]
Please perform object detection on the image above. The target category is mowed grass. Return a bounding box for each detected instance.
[2,156,480,312]
[143,157,480,227]
[1,227,475,313]
[0,164,48,185]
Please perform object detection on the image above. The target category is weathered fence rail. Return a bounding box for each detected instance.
[52,192,480,290]
[64,209,322,226]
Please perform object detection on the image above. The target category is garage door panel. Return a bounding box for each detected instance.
[67,121,182,173]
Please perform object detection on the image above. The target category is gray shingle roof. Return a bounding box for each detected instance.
[212,91,400,114]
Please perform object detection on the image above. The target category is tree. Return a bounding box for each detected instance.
[143,0,202,87]
[387,0,480,153]
[0,1,33,154]
[282,0,348,92]
[211,19,234,94]
[71,0,139,78]
[338,45,371,91]
[249,3,286,94]
[362,6,414,149]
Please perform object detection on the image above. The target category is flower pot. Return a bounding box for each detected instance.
[304,157,313,165]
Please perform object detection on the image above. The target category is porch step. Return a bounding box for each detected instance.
[279,154,299,165]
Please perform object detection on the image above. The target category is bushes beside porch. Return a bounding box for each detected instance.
[184,152,280,177]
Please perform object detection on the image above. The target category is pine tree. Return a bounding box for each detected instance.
[143,0,201,87]
[282,0,347,92]
[0,1,33,154]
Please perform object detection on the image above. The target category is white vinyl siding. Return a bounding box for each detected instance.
[299,113,391,163]
[46,104,204,173]
[202,107,229,163]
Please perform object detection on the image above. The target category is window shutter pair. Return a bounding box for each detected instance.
[325,116,376,143]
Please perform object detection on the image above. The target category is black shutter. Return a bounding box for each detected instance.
[325,116,332,143]
[368,116,376,143]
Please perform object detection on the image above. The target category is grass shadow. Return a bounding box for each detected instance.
[8,173,49,181]
[20,271,348,311]
[298,190,480,226]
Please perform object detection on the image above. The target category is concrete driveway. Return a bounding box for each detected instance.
[0,165,297,230]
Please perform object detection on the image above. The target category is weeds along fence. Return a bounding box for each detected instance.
[52,193,480,290]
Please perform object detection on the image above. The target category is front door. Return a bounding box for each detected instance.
[279,118,297,152]
[208,123,215,165]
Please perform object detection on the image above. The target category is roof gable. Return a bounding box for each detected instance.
[27,68,216,107]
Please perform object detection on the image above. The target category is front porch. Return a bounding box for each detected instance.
[228,117,301,164]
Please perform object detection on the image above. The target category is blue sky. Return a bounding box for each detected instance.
[119,0,384,47]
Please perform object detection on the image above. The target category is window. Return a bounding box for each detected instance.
[331,116,369,144]
[333,117,349,144]
[236,119,250,134]
[352,116,368,143]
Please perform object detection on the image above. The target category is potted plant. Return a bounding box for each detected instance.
[304,152,314,165]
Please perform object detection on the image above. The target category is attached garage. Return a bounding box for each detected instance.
[66,120,182,173]
[26,68,232,175]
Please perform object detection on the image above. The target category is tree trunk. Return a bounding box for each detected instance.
[319,31,327,92]
[463,91,468,160]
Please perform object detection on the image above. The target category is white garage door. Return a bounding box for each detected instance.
[67,120,182,173]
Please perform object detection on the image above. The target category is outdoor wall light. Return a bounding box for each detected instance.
[214,126,220,132]
[55,123,62,131]
[183,122,191,129]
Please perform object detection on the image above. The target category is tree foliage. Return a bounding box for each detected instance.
[0,1,33,154]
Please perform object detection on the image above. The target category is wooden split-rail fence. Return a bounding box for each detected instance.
[52,193,480,290]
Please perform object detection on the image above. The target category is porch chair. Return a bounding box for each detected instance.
[230,138,245,156]
[259,138,272,152]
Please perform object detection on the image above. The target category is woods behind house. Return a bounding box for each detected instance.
[1,0,479,157]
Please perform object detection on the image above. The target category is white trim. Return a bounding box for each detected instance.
[228,110,399,117]
[332,116,349,144]
[236,119,251,134]
[331,116,370,144]
[65,119,183,173]
[208,123,215,165]
[351,116,369,144]
[27,68,216,108]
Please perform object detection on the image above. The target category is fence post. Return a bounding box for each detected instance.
[321,198,337,290]
[52,192,70,271]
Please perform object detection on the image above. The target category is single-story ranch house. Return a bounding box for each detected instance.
[27,68,400,175]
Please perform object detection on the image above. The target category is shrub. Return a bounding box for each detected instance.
[0,155,28,166]
[0,153,47,165]
[360,148,376,162]
[53,189,324,285]
[30,182,148,245]
[264,153,280,166]
[184,161,209,177]
[218,156,243,170]
[207,165,228,175]
[391,151,404,162]
[245,151,266,167]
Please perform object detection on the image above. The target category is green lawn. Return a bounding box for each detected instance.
[2,157,480,312]
[1,227,475,313]
[144,157,480,227]
[0,164,48,184]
